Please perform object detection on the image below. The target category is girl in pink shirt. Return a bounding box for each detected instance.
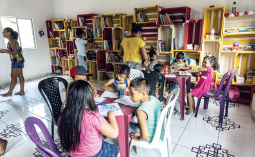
[185,54,219,115]
[58,80,120,157]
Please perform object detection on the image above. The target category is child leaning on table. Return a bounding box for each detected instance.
[129,78,161,142]
[100,64,131,92]
[169,52,189,72]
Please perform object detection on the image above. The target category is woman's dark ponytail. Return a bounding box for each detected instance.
[5,27,19,40]
[131,23,142,33]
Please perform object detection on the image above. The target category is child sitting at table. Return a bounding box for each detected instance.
[141,60,149,70]
[185,54,219,115]
[129,78,161,142]
[153,64,167,100]
[100,64,131,92]
[63,66,99,107]
[147,47,158,71]
[58,80,120,157]
[169,52,189,72]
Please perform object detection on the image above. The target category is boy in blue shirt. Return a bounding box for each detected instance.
[129,78,161,142]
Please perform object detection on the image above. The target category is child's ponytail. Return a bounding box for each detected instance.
[211,56,219,71]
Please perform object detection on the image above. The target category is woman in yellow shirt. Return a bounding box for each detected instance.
[118,23,148,70]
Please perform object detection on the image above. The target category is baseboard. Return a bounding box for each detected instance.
[0,73,52,87]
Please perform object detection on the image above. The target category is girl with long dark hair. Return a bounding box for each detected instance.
[0,27,25,97]
[58,80,120,157]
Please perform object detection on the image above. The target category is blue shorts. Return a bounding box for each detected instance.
[68,141,119,157]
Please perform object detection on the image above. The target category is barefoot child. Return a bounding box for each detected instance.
[58,80,120,157]
[0,27,25,97]
[129,78,161,142]
[100,64,131,92]
[185,55,219,115]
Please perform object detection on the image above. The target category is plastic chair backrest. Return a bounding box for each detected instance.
[25,117,63,157]
[150,88,180,145]
[169,57,191,65]
[212,67,238,97]
[129,69,144,81]
[38,77,68,125]
[141,70,166,102]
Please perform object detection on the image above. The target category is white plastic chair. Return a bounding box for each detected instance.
[129,69,144,81]
[129,88,180,157]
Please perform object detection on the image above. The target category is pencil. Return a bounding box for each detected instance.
[116,105,126,111]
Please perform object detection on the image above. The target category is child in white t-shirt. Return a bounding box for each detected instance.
[75,29,88,71]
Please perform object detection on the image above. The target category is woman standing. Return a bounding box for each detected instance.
[118,23,148,70]
[0,27,25,97]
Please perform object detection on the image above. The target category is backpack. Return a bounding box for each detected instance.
[229,86,240,99]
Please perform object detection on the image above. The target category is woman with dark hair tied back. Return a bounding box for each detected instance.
[118,23,148,70]
[0,27,25,97]
[58,80,120,157]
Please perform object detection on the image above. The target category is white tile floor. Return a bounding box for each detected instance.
[0,74,254,157]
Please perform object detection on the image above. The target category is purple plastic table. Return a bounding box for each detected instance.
[165,72,191,120]
[97,90,137,157]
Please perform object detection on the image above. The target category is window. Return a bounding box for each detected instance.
[1,17,36,49]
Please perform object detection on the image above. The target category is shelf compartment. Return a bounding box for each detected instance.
[48,38,59,49]
[77,14,98,27]
[46,20,59,38]
[134,5,161,23]
[158,25,173,53]
[112,28,122,51]
[158,6,191,25]
[137,22,158,38]
[184,20,203,51]
[203,6,226,40]
[89,61,98,81]
[102,13,125,28]
[123,15,133,32]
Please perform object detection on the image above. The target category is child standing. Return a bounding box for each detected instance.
[0,27,25,97]
[100,64,131,92]
[147,47,158,71]
[58,80,120,157]
[129,78,161,142]
[186,55,219,115]
[169,52,189,72]
[141,60,149,70]
[75,29,89,71]
[153,64,167,100]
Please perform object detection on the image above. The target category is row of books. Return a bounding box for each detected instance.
[107,52,121,63]
[103,17,113,27]
[159,13,173,25]
[124,31,131,37]
[93,28,102,38]
[104,40,112,50]
[158,40,166,52]
[136,11,147,22]
[53,22,64,30]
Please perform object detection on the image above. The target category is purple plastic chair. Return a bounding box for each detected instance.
[25,117,63,157]
[194,67,238,123]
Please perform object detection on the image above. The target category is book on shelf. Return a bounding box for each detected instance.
[79,17,85,26]
[104,40,112,50]
[159,13,173,24]
[136,11,147,22]
[106,17,113,27]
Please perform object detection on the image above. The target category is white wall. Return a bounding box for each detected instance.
[0,0,54,85]
[51,0,255,20]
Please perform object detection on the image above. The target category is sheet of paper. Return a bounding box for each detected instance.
[98,103,124,117]
[100,91,118,98]
[94,97,106,103]
[114,96,140,107]
[165,74,176,78]
[179,71,192,76]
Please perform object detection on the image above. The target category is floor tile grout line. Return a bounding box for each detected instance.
[172,112,193,153]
